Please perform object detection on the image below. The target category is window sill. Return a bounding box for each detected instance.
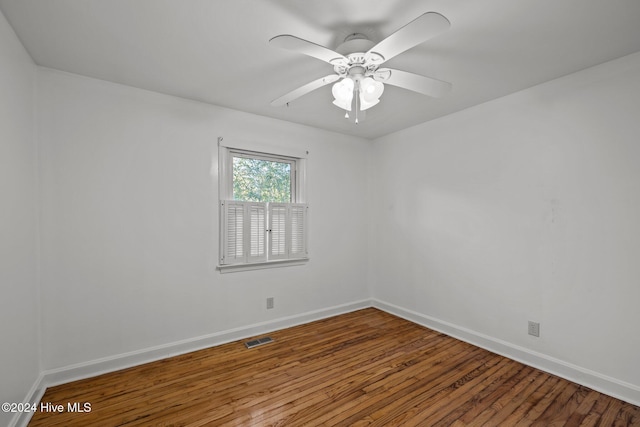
[217,258,309,274]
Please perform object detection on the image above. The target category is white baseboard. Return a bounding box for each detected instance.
[9,374,46,427]
[11,299,370,427]
[14,297,639,427]
[42,299,371,388]
[372,298,640,407]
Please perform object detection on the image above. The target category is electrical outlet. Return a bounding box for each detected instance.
[266,297,274,310]
[528,321,540,337]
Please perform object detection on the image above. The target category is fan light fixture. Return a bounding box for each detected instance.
[331,76,384,123]
[331,78,354,111]
[269,12,453,125]
[358,77,384,110]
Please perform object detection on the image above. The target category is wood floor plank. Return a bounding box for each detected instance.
[453,363,534,423]
[579,393,618,427]
[513,377,570,426]
[366,354,506,426]
[412,357,518,426]
[28,308,640,426]
[600,399,626,426]
[288,340,468,426]
[562,389,601,427]
[465,370,550,426]
[351,348,492,425]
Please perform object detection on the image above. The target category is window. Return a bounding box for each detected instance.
[218,139,308,271]
[231,152,294,203]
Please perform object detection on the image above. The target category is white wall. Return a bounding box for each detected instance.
[370,52,640,401]
[6,9,640,413]
[0,8,40,427]
[36,68,370,371]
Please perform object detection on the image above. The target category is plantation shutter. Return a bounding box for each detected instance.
[222,201,308,265]
[268,203,308,260]
[248,203,267,262]
[221,201,245,265]
[290,204,308,258]
[220,201,266,264]
[269,204,288,260]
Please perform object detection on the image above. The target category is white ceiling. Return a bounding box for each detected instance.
[2,0,640,139]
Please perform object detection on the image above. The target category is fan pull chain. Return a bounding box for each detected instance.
[355,86,359,124]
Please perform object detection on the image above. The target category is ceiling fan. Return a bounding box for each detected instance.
[269,12,452,123]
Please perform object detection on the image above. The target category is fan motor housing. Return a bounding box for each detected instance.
[335,35,375,55]
[333,35,381,76]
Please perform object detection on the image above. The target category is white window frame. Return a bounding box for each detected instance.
[217,137,309,273]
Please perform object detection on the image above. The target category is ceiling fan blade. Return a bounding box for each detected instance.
[365,12,450,65]
[374,68,452,98]
[271,74,340,107]
[270,35,348,66]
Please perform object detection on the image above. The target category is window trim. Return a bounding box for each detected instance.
[217,257,309,274]
[218,138,307,202]
[217,137,309,272]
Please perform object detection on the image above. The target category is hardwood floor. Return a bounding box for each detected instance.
[29,308,640,426]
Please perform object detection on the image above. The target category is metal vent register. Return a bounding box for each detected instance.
[245,336,274,349]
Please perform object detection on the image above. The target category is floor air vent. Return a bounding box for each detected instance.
[245,336,274,349]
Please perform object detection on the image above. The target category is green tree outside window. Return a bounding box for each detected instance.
[232,157,291,203]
